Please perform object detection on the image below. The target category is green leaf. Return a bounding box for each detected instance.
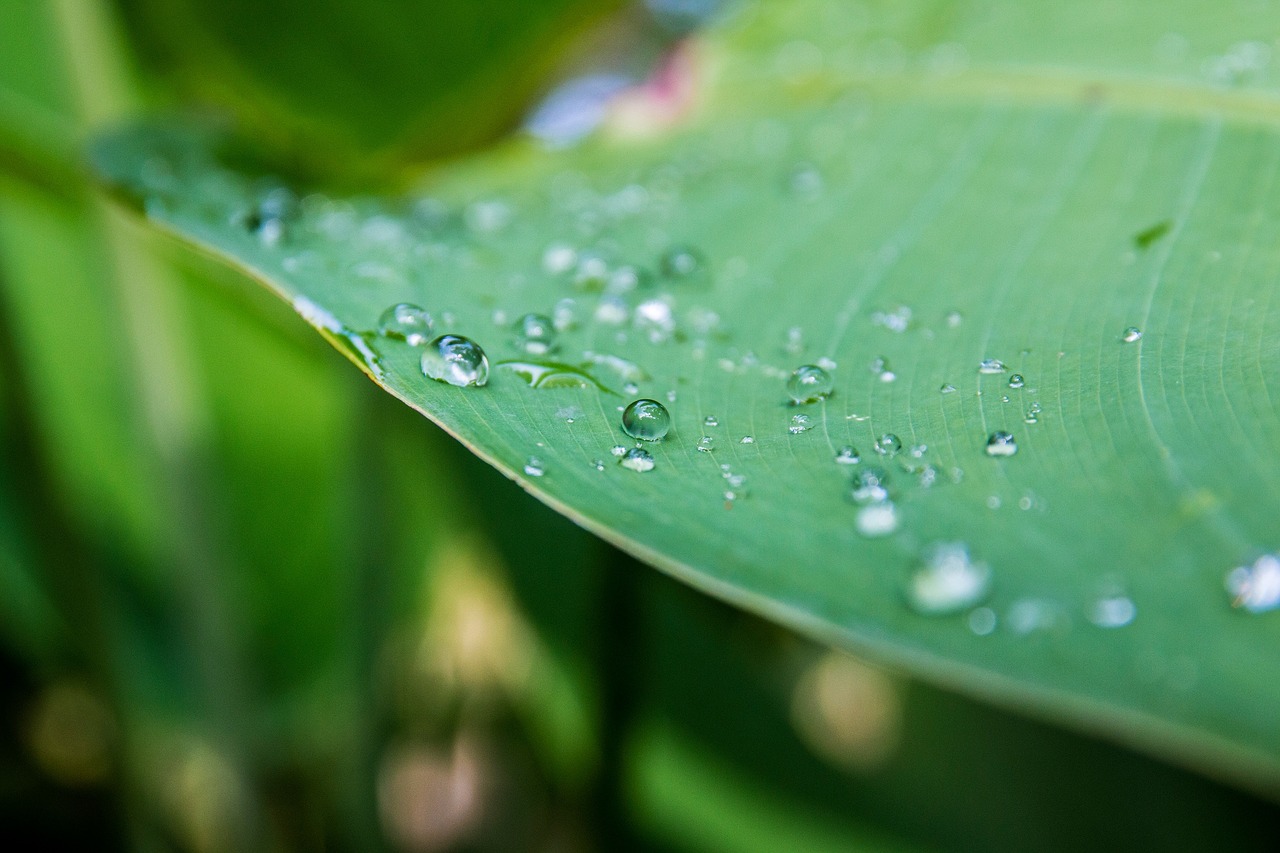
[94,0,1280,786]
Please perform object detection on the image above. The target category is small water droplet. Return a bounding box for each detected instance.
[703,415,719,427]
[945,311,963,328]
[524,456,546,477]
[985,431,1017,457]
[968,607,997,635]
[1122,326,1143,343]
[907,542,991,615]
[785,326,805,355]
[542,242,578,274]
[1226,553,1280,613]
[619,446,656,472]
[1088,595,1136,628]
[788,413,814,434]
[873,434,902,457]
[635,297,677,342]
[610,445,627,457]
[660,245,705,280]
[553,297,579,332]
[870,306,912,333]
[1008,374,1025,389]
[378,303,433,346]
[513,312,558,355]
[787,364,835,403]
[940,383,957,394]
[834,445,860,465]
[622,399,671,441]
[978,358,1007,374]
[591,459,606,471]
[850,467,889,503]
[856,501,899,537]
[421,335,490,387]
[740,435,755,444]
[696,436,715,452]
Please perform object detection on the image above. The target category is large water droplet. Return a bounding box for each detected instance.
[619,446,656,472]
[1226,553,1280,613]
[786,364,834,404]
[513,313,558,355]
[378,303,433,346]
[622,399,671,441]
[497,361,603,390]
[907,542,991,615]
[421,335,490,387]
[985,431,1018,457]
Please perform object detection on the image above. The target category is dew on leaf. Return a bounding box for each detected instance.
[787,364,835,404]
[873,434,902,457]
[907,542,991,615]
[513,312,558,355]
[1008,374,1025,389]
[542,242,577,274]
[619,446,656,472]
[978,358,1006,375]
[660,245,705,280]
[850,467,889,504]
[622,399,671,441]
[985,431,1018,457]
[834,446,860,465]
[788,413,814,434]
[1088,595,1136,628]
[378,302,433,346]
[1226,554,1280,613]
[696,436,715,452]
[421,335,490,387]
[1122,326,1143,343]
[856,501,899,537]
[524,456,546,477]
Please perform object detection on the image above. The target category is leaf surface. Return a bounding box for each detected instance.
[94,0,1280,785]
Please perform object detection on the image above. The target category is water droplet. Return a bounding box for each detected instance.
[985,431,1017,457]
[940,383,957,394]
[787,364,835,404]
[873,434,902,457]
[591,459,606,471]
[945,311,963,328]
[1122,326,1143,343]
[594,294,630,325]
[1008,374,1025,389]
[907,542,991,615]
[740,435,755,444]
[1226,553,1280,613]
[660,245,704,280]
[850,467,889,503]
[909,444,927,459]
[834,445,860,465]
[378,303,433,346]
[870,306,912,333]
[553,298,579,332]
[696,436,715,452]
[496,361,604,390]
[619,446,656,472]
[421,335,490,387]
[856,501,899,537]
[542,242,578,274]
[622,399,671,441]
[978,358,1007,374]
[513,313,558,355]
[1088,595,1136,628]
[968,607,997,635]
[524,456,546,477]
[788,413,814,434]
[610,444,627,457]
[785,326,805,355]
[635,297,677,343]
[869,356,896,382]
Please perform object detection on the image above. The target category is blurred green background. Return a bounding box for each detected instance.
[1,0,1279,850]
